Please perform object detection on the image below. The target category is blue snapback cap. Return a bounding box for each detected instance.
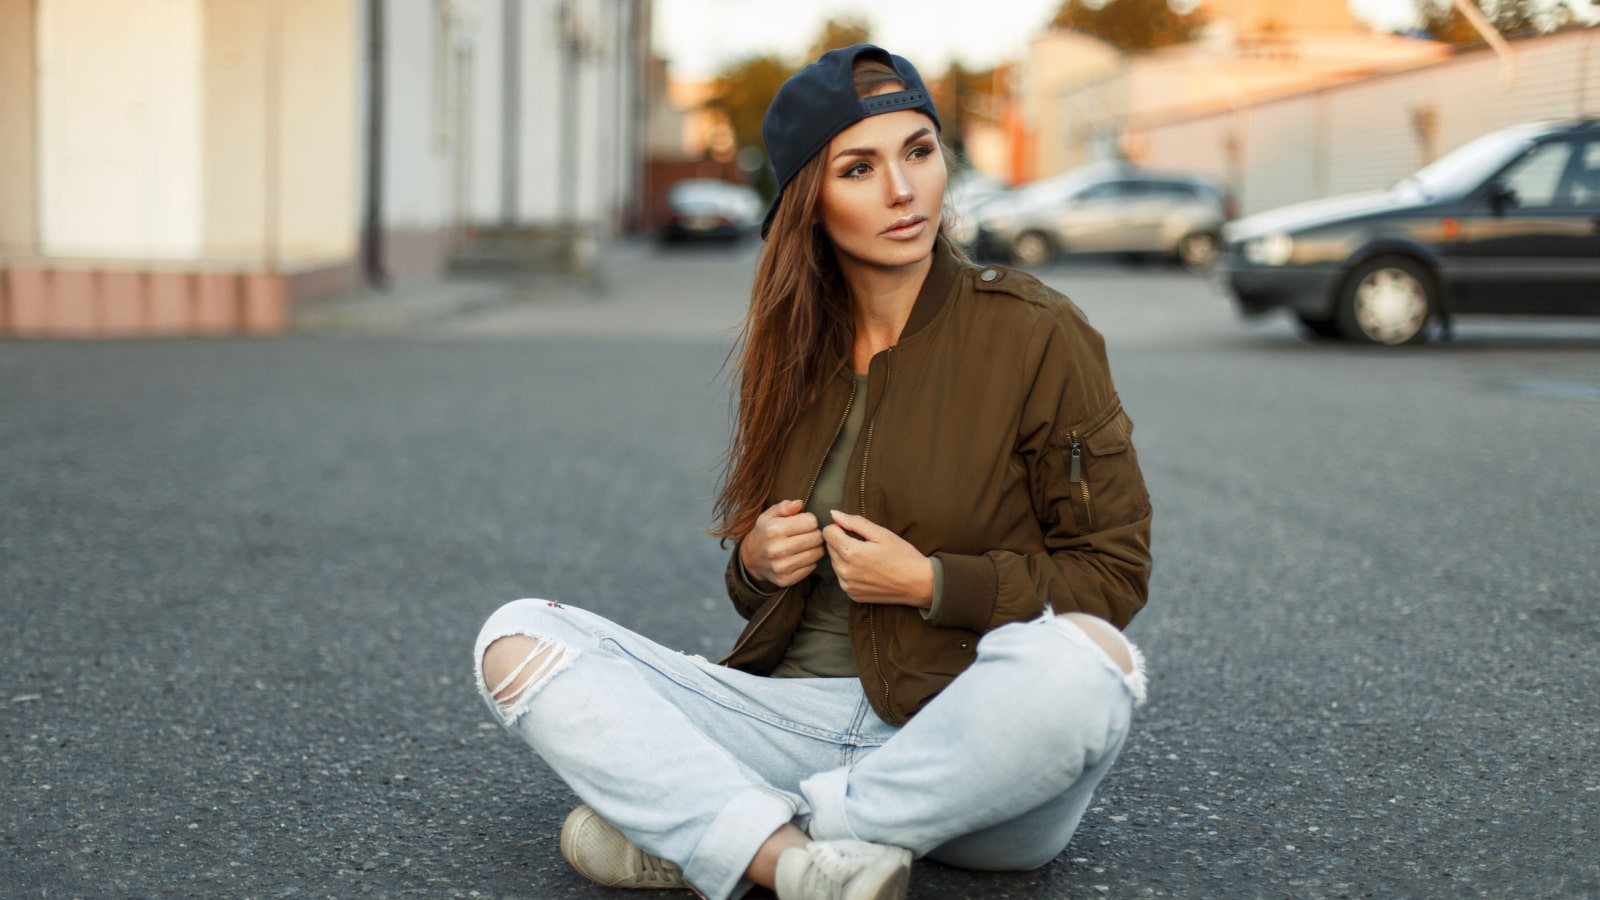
[760,44,941,238]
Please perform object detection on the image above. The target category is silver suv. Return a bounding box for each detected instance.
[972,162,1233,269]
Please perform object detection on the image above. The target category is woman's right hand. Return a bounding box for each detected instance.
[739,499,824,592]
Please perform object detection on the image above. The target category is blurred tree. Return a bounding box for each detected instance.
[932,61,1007,167]
[705,17,878,201]
[807,15,873,60]
[930,62,968,160]
[707,54,792,153]
[1415,0,1580,44]
[706,54,791,200]
[1050,0,1205,51]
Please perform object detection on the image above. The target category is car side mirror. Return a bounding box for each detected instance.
[1486,178,1517,215]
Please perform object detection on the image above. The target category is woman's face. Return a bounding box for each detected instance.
[817,106,946,275]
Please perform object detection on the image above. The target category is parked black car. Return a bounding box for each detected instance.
[658,179,762,243]
[1221,119,1600,344]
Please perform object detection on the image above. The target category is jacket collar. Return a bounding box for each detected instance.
[825,235,964,380]
[899,235,963,341]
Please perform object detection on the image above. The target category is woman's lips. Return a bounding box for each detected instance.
[882,216,927,240]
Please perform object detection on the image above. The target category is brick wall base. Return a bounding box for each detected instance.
[0,259,359,338]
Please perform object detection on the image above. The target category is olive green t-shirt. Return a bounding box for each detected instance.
[762,375,944,679]
[769,375,870,678]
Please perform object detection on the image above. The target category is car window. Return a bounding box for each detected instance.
[1561,141,1600,209]
[1402,124,1544,199]
[1146,181,1198,203]
[1500,141,1573,209]
[1076,182,1127,203]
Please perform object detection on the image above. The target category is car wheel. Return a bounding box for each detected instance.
[1294,313,1342,340]
[1336,256,1435,345]
[1177,231,1220,270]
[1010,231,1054,267]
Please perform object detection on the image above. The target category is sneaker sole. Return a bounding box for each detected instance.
[559,806,687,891]
[849,851,912,900]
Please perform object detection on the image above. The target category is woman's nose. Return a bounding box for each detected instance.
[886,163,914,205]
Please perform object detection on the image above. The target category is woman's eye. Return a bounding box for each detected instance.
[909,145,932,160]
[843,163,870,178]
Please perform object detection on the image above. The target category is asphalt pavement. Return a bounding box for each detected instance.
[4,240,1598,898]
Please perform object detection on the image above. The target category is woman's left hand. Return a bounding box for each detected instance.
[822,511,934,609]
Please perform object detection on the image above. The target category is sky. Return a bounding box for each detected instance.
[653,0,1425,79]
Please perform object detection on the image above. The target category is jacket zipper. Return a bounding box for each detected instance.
[719,376,859,665]
[1068,431,1096,532]
[860,350,895,720]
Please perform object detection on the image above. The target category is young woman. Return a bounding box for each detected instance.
[474,44,1152,900]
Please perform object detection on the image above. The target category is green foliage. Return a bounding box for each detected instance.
[932,62,1007,166]
[807,15,873,61]
[1050,0,1206,51]
[1415,0,1581,45]
[707,16,876,165]
[707,54,794,155]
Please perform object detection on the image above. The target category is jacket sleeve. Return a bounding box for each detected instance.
[927,304,1152,631]
[723,541,777,620]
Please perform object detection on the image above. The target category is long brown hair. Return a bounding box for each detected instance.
[711,59,953,541]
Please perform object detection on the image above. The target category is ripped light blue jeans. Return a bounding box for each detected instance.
[473,599,1146,900]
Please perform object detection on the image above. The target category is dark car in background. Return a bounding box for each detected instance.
[658,179,762,244]
[970,162,1234,269]
[1222,119,1600,345]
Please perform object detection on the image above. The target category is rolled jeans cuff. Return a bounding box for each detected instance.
[797,767,861,844]
[685,785,806,900]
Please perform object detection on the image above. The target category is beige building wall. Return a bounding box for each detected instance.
[1136,30,1600,217]
[273,0,358,262]
[38,0,204,258]
[4,0,358,336]
[202,0,358,264]
[201,1,270,260]
[1025,30,1123,179]
[963,122,1012,180]
[1201,0,1362,35]
[0,0,38,256]
[1028,4,1450,182]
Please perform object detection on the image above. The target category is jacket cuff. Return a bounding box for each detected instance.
[919,556,945,621]
[926,552,997,631]
[735,548,779,597]
[724,544,776,619]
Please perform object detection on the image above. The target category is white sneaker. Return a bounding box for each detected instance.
[559,804,688,890]
[774,839,913,900]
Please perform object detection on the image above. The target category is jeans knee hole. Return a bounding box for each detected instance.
[481,635,573,710]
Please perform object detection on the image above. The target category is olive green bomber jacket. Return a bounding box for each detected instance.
[720,239,1153,725]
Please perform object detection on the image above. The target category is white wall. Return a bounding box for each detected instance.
[466,0,507,224]
[38,0,202,258]
[340,0,651,234]
[513,0,640,229]
[1135,30,1600,216]
[520,0,564,222]
[382,0,452,230]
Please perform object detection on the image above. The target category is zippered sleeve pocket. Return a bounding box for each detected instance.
[1051,401,1149,535]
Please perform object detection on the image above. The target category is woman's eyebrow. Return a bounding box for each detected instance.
[831,127,935,162]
